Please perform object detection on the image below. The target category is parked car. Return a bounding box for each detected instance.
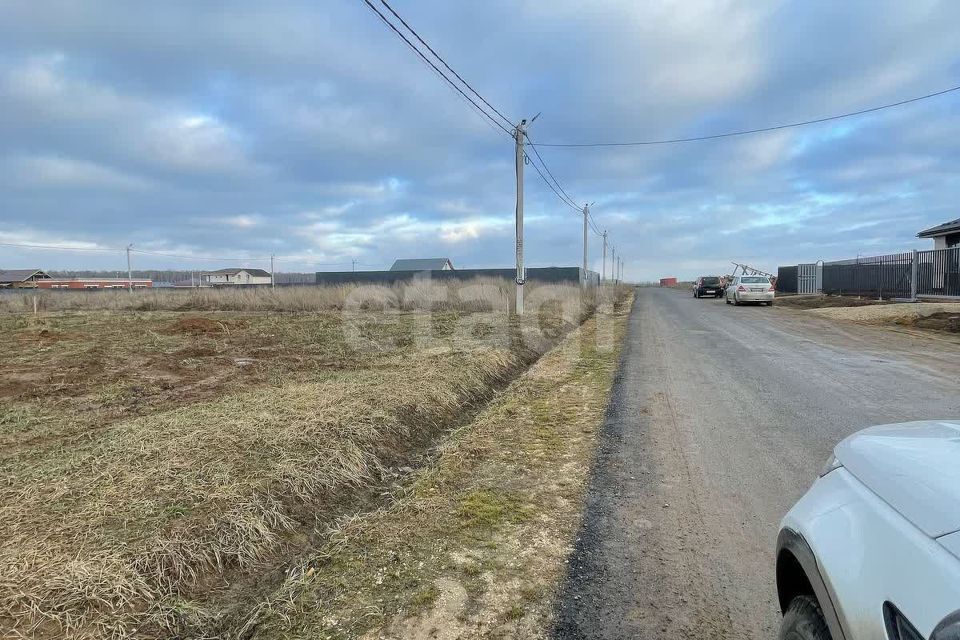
[725,275,775,306]
[776,420,960,640]
[693,276,723,298]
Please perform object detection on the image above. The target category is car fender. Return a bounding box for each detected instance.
[777,527,847,640]
[781,468,960,639]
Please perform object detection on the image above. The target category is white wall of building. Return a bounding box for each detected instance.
[201,270,271,285]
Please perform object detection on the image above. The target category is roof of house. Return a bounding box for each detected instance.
[203,268,272,277]
[918,218,960,238]
[0,269,50,283]
[389,258,453,271]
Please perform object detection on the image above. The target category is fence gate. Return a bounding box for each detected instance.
[797,263,821,294]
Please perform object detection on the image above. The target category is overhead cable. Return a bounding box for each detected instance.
[360,0,512,137]
[378,0,513,129]
[531,84,960,147]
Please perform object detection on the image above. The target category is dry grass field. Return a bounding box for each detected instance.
[250,291,633,640]
[0,280,614,639]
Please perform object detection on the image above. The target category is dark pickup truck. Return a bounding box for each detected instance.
[693,276,723,298]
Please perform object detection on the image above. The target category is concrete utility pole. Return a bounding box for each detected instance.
[582,204,589,287]
[514,118,527,314]
[601,231,608,285]
[270,254,275,289]
[611,246,617,284]
[126,244,133,293]
[352,259,357,272]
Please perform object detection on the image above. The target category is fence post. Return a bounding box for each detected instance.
[878,256,883,301]
[910,249,918,301]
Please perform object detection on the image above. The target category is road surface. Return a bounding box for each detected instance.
[553,287,960,639]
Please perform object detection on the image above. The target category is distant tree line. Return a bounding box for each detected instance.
[47,270,316,284]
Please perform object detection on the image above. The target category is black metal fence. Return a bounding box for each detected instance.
[821,252,913,298]
[315,266,598,288]
[776,266,798,293]
[918,248,960,297]
[777,247,960,299]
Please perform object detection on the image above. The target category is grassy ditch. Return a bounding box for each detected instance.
[0,281,618,639]
[245,290,632,639]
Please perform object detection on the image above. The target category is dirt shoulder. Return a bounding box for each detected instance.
[773,295,891,310]
[246,297,631,639]
[807,301,960,323]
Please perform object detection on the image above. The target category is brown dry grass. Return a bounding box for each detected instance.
[247,289,633,639]
[0,278,531,314]
[0,280,617,639]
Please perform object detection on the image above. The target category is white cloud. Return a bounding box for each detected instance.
[140,115,263,176]
[3,154,151,190]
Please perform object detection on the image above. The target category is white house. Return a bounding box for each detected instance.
[917,218,960,250]
[200,268,272,286]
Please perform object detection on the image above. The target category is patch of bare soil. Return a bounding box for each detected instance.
[774,295,891,310]
[910,312,960,333]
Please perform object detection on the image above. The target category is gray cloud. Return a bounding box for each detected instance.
[1,0,958,279]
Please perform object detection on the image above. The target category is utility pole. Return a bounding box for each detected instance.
[126,244,133,293]
[270,254,275,289]
[611,246,617,284]
[514,118,527,314]
[601,231,608,285]
[352,259,357,272]
[582,204,589,288]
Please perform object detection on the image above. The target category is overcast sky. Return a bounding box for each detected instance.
[1,0,958,280]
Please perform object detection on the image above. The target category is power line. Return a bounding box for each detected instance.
[531,84,960,147]
[524,149,581,213]
[525,132,607,237]
[587,210,603,236]
[524,132,581,210]
[131,248,271,262]
[273,258,359,267]
[377,0,513,129]
[360,0,513,138]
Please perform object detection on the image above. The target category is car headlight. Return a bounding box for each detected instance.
[819,454,842,477]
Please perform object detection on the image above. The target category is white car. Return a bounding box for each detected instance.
[726,275,775,305]
[777,420,960,640]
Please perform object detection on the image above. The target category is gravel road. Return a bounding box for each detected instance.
[553,287,960,640]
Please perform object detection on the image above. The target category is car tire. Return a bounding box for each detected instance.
[779,595,831,640]
[725,295,732,305]
[768,300,775,306]
[733,295,741,306]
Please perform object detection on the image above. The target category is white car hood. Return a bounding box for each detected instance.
[835,420,960,538]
